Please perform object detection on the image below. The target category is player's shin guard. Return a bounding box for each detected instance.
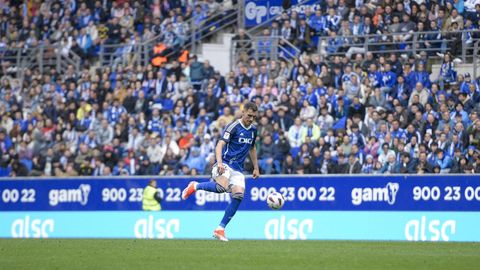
[196,181,227,193]
[219,192,244,228]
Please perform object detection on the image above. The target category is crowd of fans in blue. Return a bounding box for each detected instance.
[0,0,480,177]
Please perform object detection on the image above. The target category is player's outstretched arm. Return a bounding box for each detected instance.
[216,140,226,174]
[249,145,260,179]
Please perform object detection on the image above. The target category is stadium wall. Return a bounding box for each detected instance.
[1,175,480,241]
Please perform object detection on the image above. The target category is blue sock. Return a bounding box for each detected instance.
[196,181,226,193]
[219,193,243,228]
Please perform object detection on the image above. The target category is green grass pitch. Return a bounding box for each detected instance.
[1,239,479,270]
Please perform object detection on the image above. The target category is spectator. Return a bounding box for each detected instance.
[146,135,164,171]
[295,18,314,53]
[282,154,296,174]
[288,117,303,148]
[434,149,453,173]
[273,131,290,174]
[301,155,317,174]
[317,106,334,135]
[184,147,206,174]
[346,154,361,174]
[138,154,155,175]
[127,128,144,152]
[317,150,334,174]
[301,119,320,144]
[381,153,398,174]
[97,119,114,146]
[335,154,348,174]
[189,55,205,90]
[275,107,294,131]
[361,154,375,174]
[258,135,275,174]
[232,28,252,62]
[396,152,417,173]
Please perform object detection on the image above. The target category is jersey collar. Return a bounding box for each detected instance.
[239,120,252,130]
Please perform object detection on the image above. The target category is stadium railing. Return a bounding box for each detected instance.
[317,30,480,62]
[230,36,301,68]
[97,4,240,68]
[0,45,81,84]
[229,30,480,67]
[1,4,241,80]
[474,40,480,79]
[186,7,238,57]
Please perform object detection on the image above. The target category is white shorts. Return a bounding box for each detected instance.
[211,163,245,190]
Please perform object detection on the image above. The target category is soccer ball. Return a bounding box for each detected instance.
[267,192,285,210]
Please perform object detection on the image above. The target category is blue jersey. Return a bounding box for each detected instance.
[219,119,257,172]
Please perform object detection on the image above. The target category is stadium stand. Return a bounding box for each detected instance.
[0,0,480,177]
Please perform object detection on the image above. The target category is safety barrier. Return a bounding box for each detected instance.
[231,37,301,69]
[97,5,239,68]
[317,30,480,62]
[0,45,81,83]
[1,175,479,241]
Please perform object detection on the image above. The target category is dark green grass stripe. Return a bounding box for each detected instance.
[0,239,479,270]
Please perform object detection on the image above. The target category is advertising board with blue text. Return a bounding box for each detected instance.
[1,175,480,211]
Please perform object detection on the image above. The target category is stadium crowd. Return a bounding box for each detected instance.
[1,0,480,177]
[0,0,229,70]
[251,0,480,59]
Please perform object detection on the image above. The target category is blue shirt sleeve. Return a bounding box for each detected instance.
[221,121,237,143]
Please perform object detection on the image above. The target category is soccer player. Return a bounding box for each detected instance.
[181,102,260,241]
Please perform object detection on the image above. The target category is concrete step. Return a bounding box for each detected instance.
[199,33,234,75]
[431,63,478,81]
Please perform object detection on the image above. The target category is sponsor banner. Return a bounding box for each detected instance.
[244,0,319,27]
[1,211,479,242]
[1,175,480,211]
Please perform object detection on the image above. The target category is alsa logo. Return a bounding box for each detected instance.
[49,184,91,206]
[11,216,54,238]
[134,215,180,239]
[238,138,253,144]
[264,215,313,240]
[195,190,231,206]
[351,182,399,206]
[405,216,456,241]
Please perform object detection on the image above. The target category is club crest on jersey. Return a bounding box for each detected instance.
[238,138,253,144]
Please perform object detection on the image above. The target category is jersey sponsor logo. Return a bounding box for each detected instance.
[238,138,253,144]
